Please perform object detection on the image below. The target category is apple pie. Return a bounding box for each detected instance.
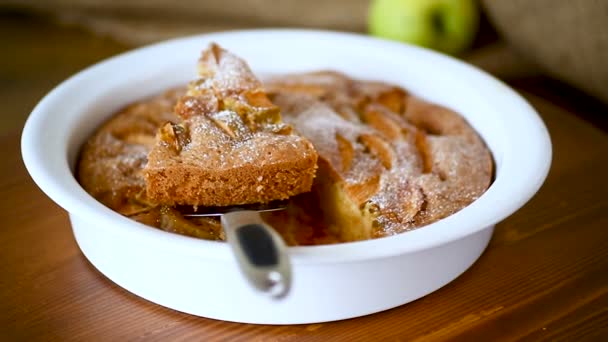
[77,47,492,246]
[143,44,318,206]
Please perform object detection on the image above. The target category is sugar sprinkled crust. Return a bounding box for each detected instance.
[77,63,492,245]
[77,88,184,213]
[266,71,493,241]
[143,44,318,206]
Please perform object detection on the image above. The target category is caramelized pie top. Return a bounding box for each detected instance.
[143,44,317,207]
[77,46,493,246]
[265,71,492,242]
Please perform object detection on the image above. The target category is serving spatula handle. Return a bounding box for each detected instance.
[221,211,291,299]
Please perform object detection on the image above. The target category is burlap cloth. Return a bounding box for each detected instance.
[1,0,369,43]
[481,0,608,104]
[3,0,607,103]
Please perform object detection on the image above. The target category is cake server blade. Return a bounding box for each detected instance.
[181,200,287,217]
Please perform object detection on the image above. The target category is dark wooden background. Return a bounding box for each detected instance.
[1,11,607,341]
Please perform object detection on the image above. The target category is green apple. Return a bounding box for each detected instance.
[368,0,479,55]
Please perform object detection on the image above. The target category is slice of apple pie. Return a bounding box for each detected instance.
[143,44,318,206]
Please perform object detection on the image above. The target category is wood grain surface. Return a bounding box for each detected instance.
[1,12,607,341]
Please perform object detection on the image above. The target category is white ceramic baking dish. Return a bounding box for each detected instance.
[21,30,551,324]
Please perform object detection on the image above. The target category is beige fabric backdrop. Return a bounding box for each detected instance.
[1,0,369,44]
[3,0,607,103]
[482,0,608,104]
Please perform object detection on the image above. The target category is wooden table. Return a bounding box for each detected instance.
[2,13,607,341]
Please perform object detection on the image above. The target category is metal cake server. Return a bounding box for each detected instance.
[184,202,291,299]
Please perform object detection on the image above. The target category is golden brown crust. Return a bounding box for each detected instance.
[143,44,318,206]
[76,87,227,240]
[76,88,184,212]
[77,61,492,245]
[267,71,493,240]
[145,115,317,206]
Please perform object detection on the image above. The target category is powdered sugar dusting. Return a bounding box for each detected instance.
[198,43,262,96]
[270,71,493,237]
[78,49,491,245]
[149,43,316,171]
